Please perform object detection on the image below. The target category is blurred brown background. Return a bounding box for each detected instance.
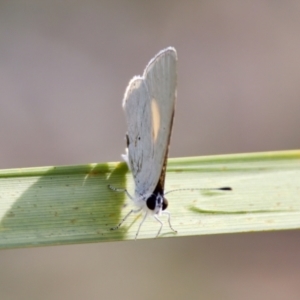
[1,1,300,299]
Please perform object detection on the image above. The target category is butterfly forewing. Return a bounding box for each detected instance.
[122,48,177,198]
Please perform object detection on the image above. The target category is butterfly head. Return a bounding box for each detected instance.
[146,192,168,215]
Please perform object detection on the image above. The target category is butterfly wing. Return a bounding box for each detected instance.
[122,47,177,199]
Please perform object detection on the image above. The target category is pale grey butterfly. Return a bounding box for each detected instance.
[109,47,231,239]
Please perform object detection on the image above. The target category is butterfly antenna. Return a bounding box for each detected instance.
[164,186,232,196]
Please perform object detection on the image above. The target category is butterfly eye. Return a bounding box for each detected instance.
[146,194,157,210]
[162,198,168,210]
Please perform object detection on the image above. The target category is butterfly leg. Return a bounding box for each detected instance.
[108,184,134,201]
[135,211,148,240]
[163,211,177,233]
[110,207,143,231]
[153,215,164,237]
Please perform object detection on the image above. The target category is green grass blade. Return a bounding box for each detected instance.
[0,150,299,249]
